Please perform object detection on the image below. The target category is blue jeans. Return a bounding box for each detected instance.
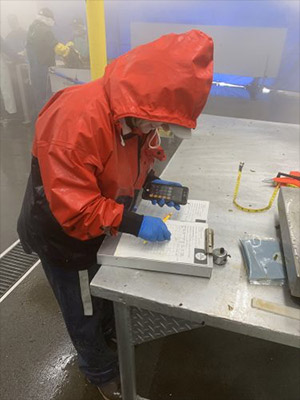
[40,257,118,385]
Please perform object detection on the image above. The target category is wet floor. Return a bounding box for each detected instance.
[1,92,300,400]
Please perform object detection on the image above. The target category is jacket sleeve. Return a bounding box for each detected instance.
[37,143,125,241]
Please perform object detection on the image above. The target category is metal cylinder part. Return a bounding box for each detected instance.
[205,228,214,255]
[212,247,230,265]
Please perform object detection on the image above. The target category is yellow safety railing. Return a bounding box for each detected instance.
[86,0,107,80]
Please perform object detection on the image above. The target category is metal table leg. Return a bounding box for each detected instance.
[114,302,201,399]
[114,302,138,400]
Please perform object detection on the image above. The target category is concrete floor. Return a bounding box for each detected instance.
[0,121,33,252]
[1,91,300,400]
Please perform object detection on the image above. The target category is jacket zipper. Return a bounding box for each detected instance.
[134,136,143,185]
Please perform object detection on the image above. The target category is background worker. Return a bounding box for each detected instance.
[70,17,90,67]
[0,37,18,121]
[26,8,74,119]
[17,30,213,399]
[5,14,27,55]
[3,15,27,121]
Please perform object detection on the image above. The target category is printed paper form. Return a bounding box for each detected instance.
[115,220,208,265]
[137,199,209,223]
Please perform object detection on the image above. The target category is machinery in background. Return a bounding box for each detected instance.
[48,66,90,93]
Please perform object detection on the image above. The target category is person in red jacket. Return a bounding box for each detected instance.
[17,30,213,399]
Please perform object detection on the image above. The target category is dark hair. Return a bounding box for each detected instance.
[38,8,54,21]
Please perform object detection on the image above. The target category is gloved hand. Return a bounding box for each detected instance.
[151,179,182,210]
[138,216,171,242]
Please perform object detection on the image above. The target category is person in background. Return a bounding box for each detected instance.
[5,14,27,54]
[26,8,73,119]
[0,37,17,122]
[17,30,213,399]
[70,17,89,67]
[3,15,27,121]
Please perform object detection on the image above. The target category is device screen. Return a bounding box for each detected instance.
[149,184,188,204]
[171,186,185,203]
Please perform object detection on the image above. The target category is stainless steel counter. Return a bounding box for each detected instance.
[91,115,300,399]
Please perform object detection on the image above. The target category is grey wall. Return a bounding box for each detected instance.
[131,22,287,78]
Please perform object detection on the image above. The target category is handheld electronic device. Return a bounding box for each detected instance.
[142,182,189,205]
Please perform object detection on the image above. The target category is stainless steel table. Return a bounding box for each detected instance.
[91,115,300,400]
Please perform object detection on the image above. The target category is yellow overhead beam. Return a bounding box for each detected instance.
[86,0,107,80]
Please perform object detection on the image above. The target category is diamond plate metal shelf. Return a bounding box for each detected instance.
[131,306,204,345]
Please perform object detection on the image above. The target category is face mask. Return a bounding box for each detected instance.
[168,124,192,139]
[37,15,55,27]
[134,119,162,134]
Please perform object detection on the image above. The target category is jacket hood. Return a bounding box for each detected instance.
[103,30,214,129]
